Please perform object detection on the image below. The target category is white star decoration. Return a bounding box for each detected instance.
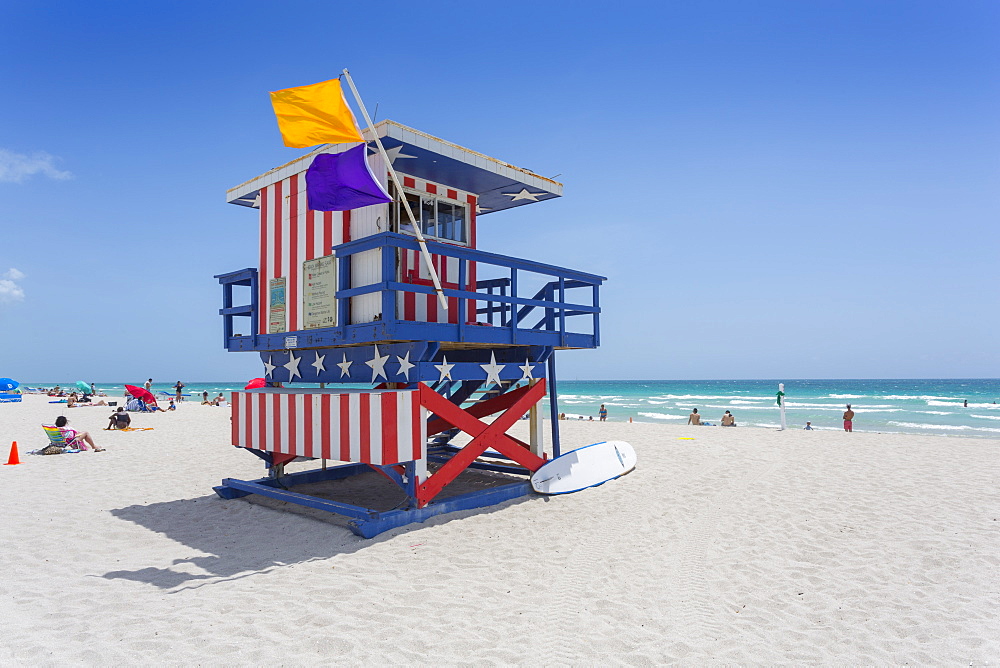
[503,188,544,202]
[311,351,327,374]
[519,358,535,382]
[434,355,455,382]
[263,355,276,378]
[252,193,261,208]
[480,352,505,388]
[366,344,390,383]
[336,353,352,378]
[284,353,302,381]
[369,143,416,163]
[395,352,415,380]
[476,205,491,214]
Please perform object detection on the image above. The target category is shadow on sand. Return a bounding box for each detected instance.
[103,468,535,591]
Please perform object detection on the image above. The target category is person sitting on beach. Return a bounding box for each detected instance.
[147,402,166,413]
[66,392,78,408]
[167,400,176,411]
[804,422,813,430]
[721,411,735,427]
[107,407,131,430]
[201,390,210,405]
[687,408,702,425]
[55,415,104,451]
[212,393,226,406]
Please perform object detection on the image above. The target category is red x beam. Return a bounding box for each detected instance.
[416,380,547,507]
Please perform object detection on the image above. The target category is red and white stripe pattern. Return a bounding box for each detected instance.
[258,173,351,334]
[398,175,477,324]
[231,390,426,465]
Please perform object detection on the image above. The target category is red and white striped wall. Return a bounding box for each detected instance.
[257,166,478,333]
[231,390,427,466]
[258,173,352,335]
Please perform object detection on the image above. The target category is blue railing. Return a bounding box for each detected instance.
[334,233,604,349]
[216,232,604,352]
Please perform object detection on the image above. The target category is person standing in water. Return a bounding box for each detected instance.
[843,404,855,432]
[599,404,608,421]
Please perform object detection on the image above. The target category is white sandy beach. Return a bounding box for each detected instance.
[1,393,998,664]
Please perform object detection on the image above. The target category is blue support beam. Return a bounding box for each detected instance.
[213,461,535,538]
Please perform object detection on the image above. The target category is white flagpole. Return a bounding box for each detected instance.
[341,69,448,311]
[778,382,787,431]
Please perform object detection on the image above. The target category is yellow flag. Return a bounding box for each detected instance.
[269,78,365,148]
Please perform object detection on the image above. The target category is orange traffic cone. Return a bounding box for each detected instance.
[4,441,20,466]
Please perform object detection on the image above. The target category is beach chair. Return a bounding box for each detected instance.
[41,425,87,450]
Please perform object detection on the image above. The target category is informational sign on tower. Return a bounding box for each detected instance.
[268,277,287,333]
[302,255,337,329]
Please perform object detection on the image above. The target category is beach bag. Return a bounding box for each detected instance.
[39,445,64,455]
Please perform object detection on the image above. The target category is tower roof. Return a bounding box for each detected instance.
[227,120,562,216]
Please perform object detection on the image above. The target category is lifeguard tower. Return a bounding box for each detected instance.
[213,119,605,537]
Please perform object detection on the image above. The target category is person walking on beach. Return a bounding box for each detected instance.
[174,380,185,402]
[843,404,855,432]
[687,408,702,425]
[599,404,608,421]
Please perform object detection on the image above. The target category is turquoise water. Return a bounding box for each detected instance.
[26,379,1000,438]
[551,379,1000,438]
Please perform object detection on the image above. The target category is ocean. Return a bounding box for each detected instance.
[27,378,1000,439]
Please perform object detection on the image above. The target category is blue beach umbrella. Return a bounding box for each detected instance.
[0,378,18,391]
[76,380,91,393]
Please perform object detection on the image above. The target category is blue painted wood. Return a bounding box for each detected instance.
[547,353,561,458]
[347,481,534,538]
[254,344,548,385]
[338,233,604,284]
[218,478,380,520]
[214,461,534,538]
[426,455,530,477]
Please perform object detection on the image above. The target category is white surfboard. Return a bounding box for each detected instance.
[531,440,637,495]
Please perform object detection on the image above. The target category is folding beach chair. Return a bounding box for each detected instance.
[41,425,86,450]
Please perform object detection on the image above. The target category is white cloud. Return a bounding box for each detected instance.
[0,149,73,183]
[0,268,25,303]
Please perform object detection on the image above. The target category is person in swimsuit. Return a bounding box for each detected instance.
[599,404,608,421]
[55,415,104,451]
[107,408,131,430]
[843,405,855,432]
[721,411,735,426]
[687,408,702,425]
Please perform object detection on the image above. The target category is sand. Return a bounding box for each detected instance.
[1,393,998,664]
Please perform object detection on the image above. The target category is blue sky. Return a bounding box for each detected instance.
[1,0,997,382]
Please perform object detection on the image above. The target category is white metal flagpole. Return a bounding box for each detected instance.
[341,68,448,311]
[778,382,787,430]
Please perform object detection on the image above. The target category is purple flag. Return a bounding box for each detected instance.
[306,144,392,211]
